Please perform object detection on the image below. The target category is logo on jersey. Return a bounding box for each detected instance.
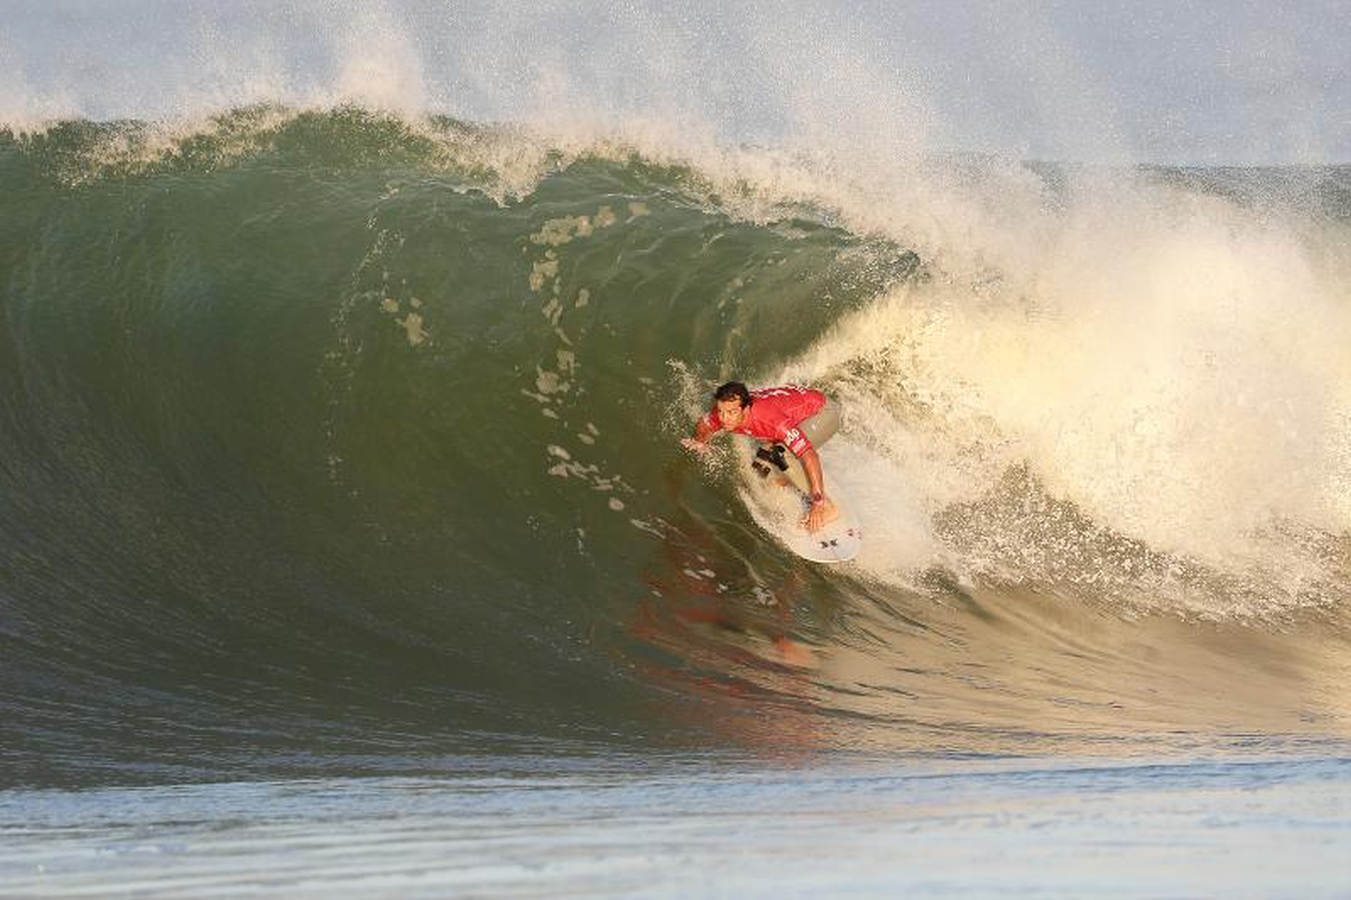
[755,385,806,399]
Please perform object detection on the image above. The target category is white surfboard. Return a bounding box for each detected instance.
[732,436,862,563]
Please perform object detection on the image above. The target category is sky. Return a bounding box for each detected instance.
[2,0,1349,164]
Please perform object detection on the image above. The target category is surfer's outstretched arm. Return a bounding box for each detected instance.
[681,414,719,454]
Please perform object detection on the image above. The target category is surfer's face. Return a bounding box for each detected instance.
[716,397,747,428]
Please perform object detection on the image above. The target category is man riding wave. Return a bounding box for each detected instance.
[682,381,841,533]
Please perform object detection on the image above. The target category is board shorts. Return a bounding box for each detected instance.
[798,399,841,450]
[767,398,841,453]
[760,399,842,494]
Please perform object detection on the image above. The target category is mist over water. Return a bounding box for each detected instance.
[1,1,1349,807]
[9,0,1350,162]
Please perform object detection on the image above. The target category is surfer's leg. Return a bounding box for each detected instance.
[798,400,841,449]
[752,443,790,481]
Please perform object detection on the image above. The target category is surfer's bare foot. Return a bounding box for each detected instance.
[802,497,839,533]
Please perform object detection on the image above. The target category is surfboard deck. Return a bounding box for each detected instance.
[732,436,862,563]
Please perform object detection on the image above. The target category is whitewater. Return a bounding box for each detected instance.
[2,2,1350,895]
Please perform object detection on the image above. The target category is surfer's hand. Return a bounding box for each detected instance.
[804,497,828,533]
[681,438,710,455]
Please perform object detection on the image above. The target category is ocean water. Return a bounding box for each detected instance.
[4,4,1351,895]
[4,756,1350,897]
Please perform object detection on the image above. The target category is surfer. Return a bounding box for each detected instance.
[683,381,841,532]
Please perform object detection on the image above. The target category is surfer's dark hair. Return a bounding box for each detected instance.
[713,381,752,407]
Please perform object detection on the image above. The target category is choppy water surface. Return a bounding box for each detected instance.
[4,755,1349,896]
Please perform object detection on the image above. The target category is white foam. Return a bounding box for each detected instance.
[769,170,1351,612]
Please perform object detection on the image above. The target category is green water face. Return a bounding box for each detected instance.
[0,111,917,785]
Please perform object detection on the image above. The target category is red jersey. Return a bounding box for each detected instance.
[701,385,826,456]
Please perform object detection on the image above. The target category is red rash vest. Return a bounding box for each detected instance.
[701,385,826,456]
